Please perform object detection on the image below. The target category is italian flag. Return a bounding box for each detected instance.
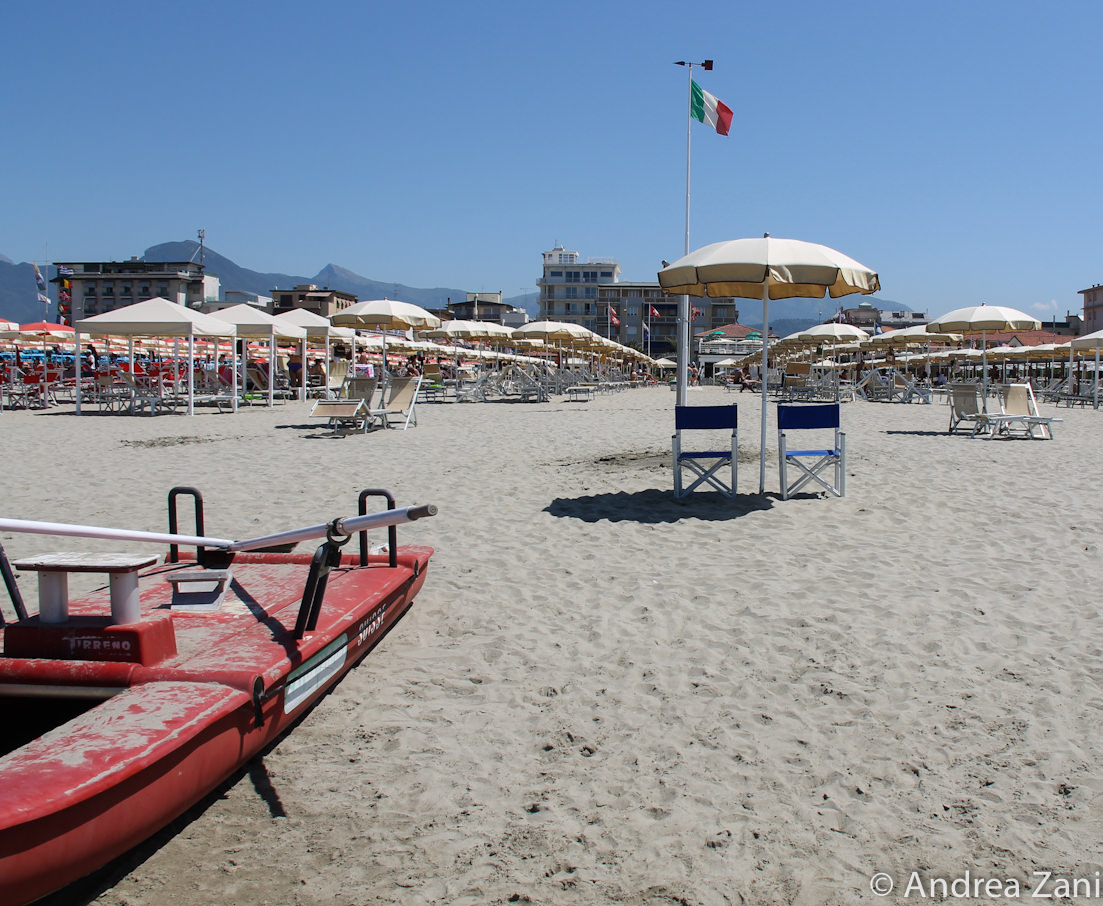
[690,80,732,136]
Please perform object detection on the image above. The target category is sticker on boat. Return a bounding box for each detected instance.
[283,637,349,714]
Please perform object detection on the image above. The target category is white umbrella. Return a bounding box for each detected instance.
[1070,328,1103,408]
[331,299,441,377]
[659,236,880,492]
[926,304,1041,401]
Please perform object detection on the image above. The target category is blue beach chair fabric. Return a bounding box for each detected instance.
[777,403,846,499]
[672,404,738,499]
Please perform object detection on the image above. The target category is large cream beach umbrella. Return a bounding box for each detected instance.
[659,236,880,493]
[926,304,1041,400]
[1070,328,1103,408]
[75,297,237,415]
[331,299,441,377]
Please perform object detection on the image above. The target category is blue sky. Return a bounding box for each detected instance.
[3,0,1100,319]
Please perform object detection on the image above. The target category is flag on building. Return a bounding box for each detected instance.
[608,305,620,327]
[649,305,661,319]
[642,322,650,336]
[691,306,704,320]
[58,266,74,276]
[690,81,732,136]
[33,264,49,306]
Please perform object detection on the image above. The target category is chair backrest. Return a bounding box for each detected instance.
[675,404,737,431]
[785,363,812,376]
[1002,384,1029,416]
[384,376,421,411]
[777,403,840,431]
[345,377,377,406]
[949,384,981,415]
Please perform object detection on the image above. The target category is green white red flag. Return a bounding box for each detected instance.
[690,80,732,136]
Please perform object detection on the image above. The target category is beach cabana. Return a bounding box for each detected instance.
[74,297,237,416]
[273,309,357,400]
[209,305,308,407]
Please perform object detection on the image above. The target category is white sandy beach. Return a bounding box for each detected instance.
[4,388,1103,906]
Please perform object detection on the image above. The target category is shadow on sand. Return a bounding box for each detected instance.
[544,487,774,524]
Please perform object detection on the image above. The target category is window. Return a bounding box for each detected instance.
[565,271,580,283]
[600,271,612,278]
[628,306,639,317]
[565,287,578,299]
[582,271,598,283]
[584,287,596,298]
[549,270,562,277]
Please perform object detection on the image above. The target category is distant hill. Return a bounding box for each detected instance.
[0,260,51,323]
[738,296,912,335]
[0,241,541,323]
[0,241,899,326]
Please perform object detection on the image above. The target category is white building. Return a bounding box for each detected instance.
[537,243,620,331]
[53,258,220,320]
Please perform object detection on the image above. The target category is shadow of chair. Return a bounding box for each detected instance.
[672,404,738,499]
[777,403,845,499]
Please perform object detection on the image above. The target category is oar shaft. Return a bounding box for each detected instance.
[229,505,437,552]
[0,518,233,549]
[0,504,438,554]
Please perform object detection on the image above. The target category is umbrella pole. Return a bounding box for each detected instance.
[74,329,83,415]
[760,282,769,494]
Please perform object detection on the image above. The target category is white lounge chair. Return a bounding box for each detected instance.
[988,384,1062,439]
[947,384,991,436]
[371,376,422,429]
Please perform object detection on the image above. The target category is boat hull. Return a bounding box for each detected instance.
[0,546,432,905]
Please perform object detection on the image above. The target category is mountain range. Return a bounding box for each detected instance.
[0,241,910,333]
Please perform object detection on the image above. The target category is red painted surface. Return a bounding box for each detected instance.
[0,546,433,906]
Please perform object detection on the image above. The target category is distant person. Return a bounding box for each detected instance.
[83,344,97,371]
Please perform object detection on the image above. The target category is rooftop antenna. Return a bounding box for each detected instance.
[197,229,206,267]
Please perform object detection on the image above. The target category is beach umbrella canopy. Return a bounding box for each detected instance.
[659,236,880,493]
[1070,328,1103,408]
[511,320,595,344]
[330,299,441,375]
[926,304,1040,399]
[331,299,442,331]
[8,321,76,341]
[421,319,512,342]
[797,323,870,343]
[866,323,962,348]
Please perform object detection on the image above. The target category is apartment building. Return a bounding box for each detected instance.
[52,258,220,320]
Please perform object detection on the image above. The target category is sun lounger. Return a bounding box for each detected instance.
[947,383,992,436]
[987,383,1062,439]
[370,376,422,429]
[310,398,372,433]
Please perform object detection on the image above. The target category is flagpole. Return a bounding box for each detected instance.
[673,59,714,408]
[676,62,694,407]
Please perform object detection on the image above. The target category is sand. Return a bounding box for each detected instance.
[4,387,1103,906]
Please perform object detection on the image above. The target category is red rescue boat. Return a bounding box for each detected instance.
[0,487,435,905]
